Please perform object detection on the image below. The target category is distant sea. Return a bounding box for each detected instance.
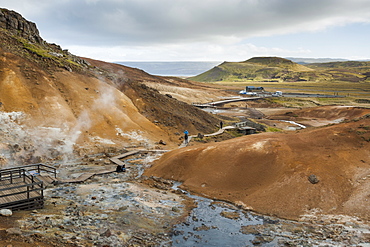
[116,61,221,77]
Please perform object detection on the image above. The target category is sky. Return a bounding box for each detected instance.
[1,0,370,62]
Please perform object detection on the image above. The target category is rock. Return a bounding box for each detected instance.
[0,209,12,216]
[193,224,211,231]
[0,8,43,44]
[308,174,319,184]
[6,228,22,235]
[220,210,240,220]
[172,207,180,213]
[101,229,112,237]
[197,133,204,139]
[240,225,263,235]
[159,140,167,145]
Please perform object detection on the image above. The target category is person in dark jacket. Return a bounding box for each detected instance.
[184,130,189,144]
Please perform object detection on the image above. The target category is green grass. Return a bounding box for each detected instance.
[207,80,370,108]
[265,126,282,132]
[11,35,84,71]
[190,57,369,84]
[18,37,54,58]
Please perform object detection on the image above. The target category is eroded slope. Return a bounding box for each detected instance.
[145,114,370,221]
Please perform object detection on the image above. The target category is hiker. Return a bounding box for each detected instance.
[184,130,189,144]
[220,121,223,129]
[116,164,126,173]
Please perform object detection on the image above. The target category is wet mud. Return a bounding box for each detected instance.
[2,152,370,246]
[171,183,370,247]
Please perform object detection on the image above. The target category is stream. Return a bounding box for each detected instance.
[15,152,370,246]
[170,183,370,246]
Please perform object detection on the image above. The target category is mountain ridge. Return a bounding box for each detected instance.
[190,56,370,83]
[0,8,222,164]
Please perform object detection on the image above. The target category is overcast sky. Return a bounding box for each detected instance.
[1,0,370,62]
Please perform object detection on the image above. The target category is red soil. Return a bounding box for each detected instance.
[145,114,370,221]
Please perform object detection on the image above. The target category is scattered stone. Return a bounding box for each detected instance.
[193,224,211,231]
[197,133,204,139]
[240,225,263,235]
[0,209,12,216]
[308,174,319,184]
[101,229,112,237]
[220,210,240,220]
[6,228,22,235]
[159,140,167,145]
[172,207,180,213]
[251,235,271,245]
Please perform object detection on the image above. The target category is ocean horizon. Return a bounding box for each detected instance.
[115,61,222,77]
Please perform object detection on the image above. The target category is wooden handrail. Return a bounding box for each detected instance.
[0,165,46,211]
[0,163,57,178]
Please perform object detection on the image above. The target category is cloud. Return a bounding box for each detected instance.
[2,0,370,46]
[1,0,369,60]
[67,42,312,62]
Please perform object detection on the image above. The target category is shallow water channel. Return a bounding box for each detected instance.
[31,152,370,246]
[170,183,370,247]
[172,190,272,246]
[125,152,370,246]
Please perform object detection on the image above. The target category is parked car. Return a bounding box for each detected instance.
[239,90,257,96]
[272,91,283,97]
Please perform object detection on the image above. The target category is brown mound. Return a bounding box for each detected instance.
[145,116,370,220]
[85,58,223,137]
[269,105,370,127]
[0,48,170,147]
[286,105,370,120]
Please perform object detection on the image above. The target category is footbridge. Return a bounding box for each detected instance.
[192,96,264,108]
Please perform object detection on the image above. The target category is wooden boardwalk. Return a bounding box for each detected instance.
[59,168,117,183]
[0,178,41,202]
[193,96,263,108]
[0,173,44,210]
[109,149,169,167]
[179,126,237,147]
[0,164,56,211]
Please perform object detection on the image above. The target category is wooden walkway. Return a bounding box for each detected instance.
[109,149,169,167]
[0,169,45,211]
[179,126,237,147]
[0,178,41,203]
[58,149,170,183]
[59,168,117,183]
[193,96,262,108]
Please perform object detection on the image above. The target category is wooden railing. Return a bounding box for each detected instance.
[0,169,44,197]
[0,164,55,210]
[0,163,56,180]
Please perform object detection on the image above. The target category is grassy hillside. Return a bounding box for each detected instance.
[190,57,370,83]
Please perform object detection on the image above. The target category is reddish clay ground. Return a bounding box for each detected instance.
[145,112,370,221]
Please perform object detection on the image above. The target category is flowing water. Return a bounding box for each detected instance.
[170,183,370,246]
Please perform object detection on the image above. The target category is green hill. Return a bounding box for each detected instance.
[190,57,370,83]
